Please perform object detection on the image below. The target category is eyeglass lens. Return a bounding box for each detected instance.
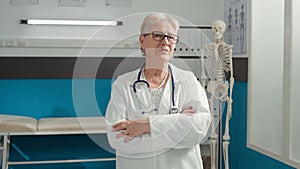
[152,31,178,44]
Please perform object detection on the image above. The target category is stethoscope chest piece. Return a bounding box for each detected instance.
[169,107,179,114]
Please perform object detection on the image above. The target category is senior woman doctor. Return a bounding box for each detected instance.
[105,13,211,169]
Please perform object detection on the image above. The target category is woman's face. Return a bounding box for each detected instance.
[140,23,177,63]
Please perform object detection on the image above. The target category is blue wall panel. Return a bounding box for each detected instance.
[0,79,113,118]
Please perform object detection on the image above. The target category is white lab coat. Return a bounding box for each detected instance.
[105,64,211,169]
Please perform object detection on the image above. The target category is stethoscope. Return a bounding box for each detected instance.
[132,64,179,114]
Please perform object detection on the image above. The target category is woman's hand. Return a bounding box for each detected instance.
[112,117,150,143]
[180,106,196,115]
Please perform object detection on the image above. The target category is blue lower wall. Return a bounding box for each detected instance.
[0,79,295,169]
[8,135,115,169]
[0,79,113,118]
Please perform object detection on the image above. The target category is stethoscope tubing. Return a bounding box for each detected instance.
[133,64,176,108]
[169,66,176,107]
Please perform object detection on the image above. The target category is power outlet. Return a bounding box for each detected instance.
[5,39,17,47]
[0,39,5,47]
[17,39,26,47]
[59,0,85,7]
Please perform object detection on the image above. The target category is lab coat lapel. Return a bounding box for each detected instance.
[157,76,171,115]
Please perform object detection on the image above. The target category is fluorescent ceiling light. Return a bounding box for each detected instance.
[20,19,122,26]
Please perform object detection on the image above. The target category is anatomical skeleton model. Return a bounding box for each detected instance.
[201,20,234,169]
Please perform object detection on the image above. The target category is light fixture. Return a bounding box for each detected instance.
[20,19,122,26]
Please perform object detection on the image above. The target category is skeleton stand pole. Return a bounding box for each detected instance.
[222,47,234,169]
[209,97,218,169]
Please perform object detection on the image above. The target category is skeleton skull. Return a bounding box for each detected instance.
[211,20,226,40]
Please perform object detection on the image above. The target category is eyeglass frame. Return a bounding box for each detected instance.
[142,31,179,44]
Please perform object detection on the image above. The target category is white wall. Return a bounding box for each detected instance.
[289,0,300,165]
[248,0,300,168]
[0,0,223,39]
[0,0,224,56]
[248,0,284,155]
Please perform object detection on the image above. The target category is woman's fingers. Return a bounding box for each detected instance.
[112,121,129,131]
[124,136,134,143]
[112,118,150,142]
[180,106,196,115]
[115,130,129,138]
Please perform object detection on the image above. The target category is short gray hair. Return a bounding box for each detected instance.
[140,13,179,34]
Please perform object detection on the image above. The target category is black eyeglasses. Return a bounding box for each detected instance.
[143,31,179,44]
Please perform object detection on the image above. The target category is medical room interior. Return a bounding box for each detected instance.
[0,0,299,169]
